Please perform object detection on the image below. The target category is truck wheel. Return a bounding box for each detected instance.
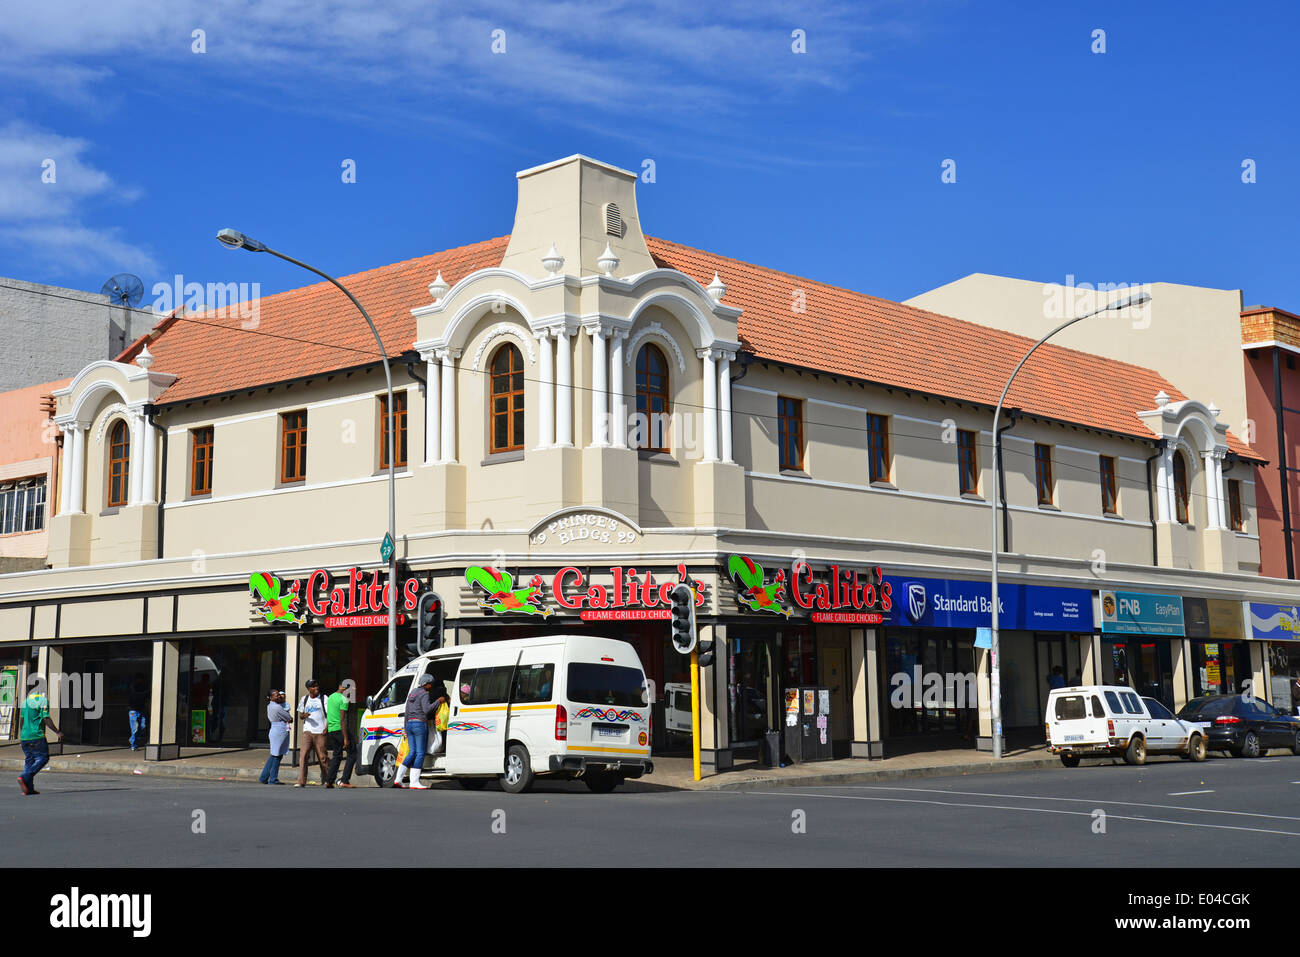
[584,770,622,792]
[373,744,398,788]
[1188,734,1207,762]
[458,777,488,790]
[1124,735,1147,766]
[500,744,535,794]
[1242,731,1261,758]
[1059,754,1080,768]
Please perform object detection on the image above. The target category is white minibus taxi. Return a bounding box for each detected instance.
[358,635,653,793]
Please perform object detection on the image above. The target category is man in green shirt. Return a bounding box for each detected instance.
[325,681,356,788]
[18,688,62,796]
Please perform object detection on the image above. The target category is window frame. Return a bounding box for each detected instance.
[190,426,214,497]
[634,343,671,453]
[778,396,804,472]
[1034,443,1054,506]
[866,413,890,484]
[280,410,308,485]
[488,344,525,455]
[1227,478,1243,531]
[378,390,409,470]
[956,429,979,496]
[1173,451,1189,524]
[107,419,131,508]
[1099,454,1118,515]
[0,477,47,535]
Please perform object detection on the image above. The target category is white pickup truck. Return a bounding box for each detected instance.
[1045,685,1210,767]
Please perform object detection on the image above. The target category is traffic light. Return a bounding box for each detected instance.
[697,639,715,669]
[669,582,697,654]
[416,591,442,653]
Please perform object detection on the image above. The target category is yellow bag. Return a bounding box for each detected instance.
[435,702,450,733]
[396,732,410,766]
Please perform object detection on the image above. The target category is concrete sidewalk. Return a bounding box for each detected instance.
[0,739,1060,791]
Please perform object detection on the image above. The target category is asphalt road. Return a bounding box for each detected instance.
[6,753,1300,867]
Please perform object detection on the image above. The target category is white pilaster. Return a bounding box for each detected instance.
[556,328,573,447]
[1206,451,1225,529]
[718,351,733,463]
[536,331,555,449]
[438,349,460,463]
[609,331,626,449]
[1156,445,1173,522]
[424,353,440,465]
[141,409,157,504]
[590,327,609,448]
[699,348,718,462]
[57,420,74,515]
[69,425,86,514]
[128,410,144,506]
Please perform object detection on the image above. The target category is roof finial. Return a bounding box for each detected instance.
[1154,390,1170,408]
[706,272,727,303]
[541,242,564,278]
[427,270,449,302]
[135,343,154,370]
[597,242,620,278]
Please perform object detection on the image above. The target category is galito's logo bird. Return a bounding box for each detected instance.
[250,572,304,625]
[728,555,789,616]
[466,566,551,617]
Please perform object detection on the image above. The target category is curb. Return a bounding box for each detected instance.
[694,755,1062,791]
[0,758,269,784]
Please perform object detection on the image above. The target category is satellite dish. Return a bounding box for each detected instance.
[101,273,144,308]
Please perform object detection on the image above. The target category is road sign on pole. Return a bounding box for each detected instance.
[380,533,394,564]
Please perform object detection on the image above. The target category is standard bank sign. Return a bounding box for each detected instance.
[884,576,1092,632]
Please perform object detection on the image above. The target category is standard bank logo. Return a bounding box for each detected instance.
[907,582,927,623]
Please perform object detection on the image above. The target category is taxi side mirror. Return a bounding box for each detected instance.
[365,696,374,712]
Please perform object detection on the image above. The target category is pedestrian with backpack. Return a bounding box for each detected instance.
[295,679,330,788]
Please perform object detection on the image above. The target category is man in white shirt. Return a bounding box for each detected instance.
[295,679,330,788]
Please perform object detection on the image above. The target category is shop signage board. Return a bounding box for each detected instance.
[528,507,641,548]
[250,567,421,629]
[727,555,892,623]
[882,576,1092,632]
[466,563,708,619]
[1183,598,1247,640]
[1248,603,1300,641]
[1099,590,1184,636]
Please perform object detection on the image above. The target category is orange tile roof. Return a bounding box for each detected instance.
[118,233,1258,460]
[1242,306,1300,349]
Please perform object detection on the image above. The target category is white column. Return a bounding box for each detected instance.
[699,348,718,462]
[1215,453,1228,527]
[424,353,440,465]
[1205,451,1224,528]
[128,411,144,506]
[1156,445,1173,522]
[57,421,74,515]
[537,331,555,449]
[609,331,626,449]
[718,352,733,463]
[69,425,86,514]
[556,328,573,447]
[438,349,459,463]
[141,410,157,504]
[590,327,608,448]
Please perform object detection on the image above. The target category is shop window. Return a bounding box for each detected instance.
[280,410,308,483]
[190,426,214,496]
[0,477,46,533]
[1035,443,1054,505]
[1227,479,1243,531]
[956,429,978,495]
[1173,451,1189,524]
[489,344,525,454]
[1099,455,1118,514]
[635,344,670,452]
[378,391,408,470]
[107,419,130,507]
[867,413,889,483]
[778,396,804,471]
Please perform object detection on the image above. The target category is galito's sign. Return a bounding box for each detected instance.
[466,563,708,621]
[251,567,422,628]
[728,554,892,623]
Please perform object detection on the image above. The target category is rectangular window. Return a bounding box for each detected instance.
[280,410,308,484]
[0,478,47,534]
[956,429,978,495]
[1035,443,1054,505]
[190,426,214,496]
[1099,455,1118,514]
[867,413,889,483]
[566,663,647,708]
[379,392,408,470]
[459,666,512,705]
[778,397,804,471]
[1227,479,1243,531]
[511,663,555,703]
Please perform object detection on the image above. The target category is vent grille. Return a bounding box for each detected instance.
[604,202,624,237]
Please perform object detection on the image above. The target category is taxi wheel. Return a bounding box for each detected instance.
[1123,735,1147,766]
[1188,735,1207,762]
[584,770,622,793]
[500,744,535,794]
[1059,754,1080,768]
[459,777,489,790]
[373,744,398,788]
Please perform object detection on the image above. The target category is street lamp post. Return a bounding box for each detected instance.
[217,228,401,679]
[989,290,1151,759]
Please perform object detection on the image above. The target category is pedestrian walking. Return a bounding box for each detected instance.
[127,674,148,751]
[295,679,329,788]
[393,673,440,790]
[326,680,357,788]
[17,686,62,795]
[260,689,291,785]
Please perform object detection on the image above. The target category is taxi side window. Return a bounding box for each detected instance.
[460,667,512,705]
[379,675,412,709]
[512,663,555,703]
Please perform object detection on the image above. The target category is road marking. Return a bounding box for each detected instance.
[741,790,1300,838]
[805,785,1300,822]
[1168,789,1214,796]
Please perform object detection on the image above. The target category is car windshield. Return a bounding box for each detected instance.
[1179,697,1233,719]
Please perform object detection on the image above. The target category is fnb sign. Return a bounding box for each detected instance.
[1099,589,1185,637]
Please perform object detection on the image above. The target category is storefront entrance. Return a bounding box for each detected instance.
[180,635,284,748]
[882,628,976,740]
[1101,638,1176,709]
[1191,640,1251,698]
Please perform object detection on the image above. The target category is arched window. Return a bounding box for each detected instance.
[489,343,524,454]
[635,344,670,452]
[1173,451,1189,524]
[108,420,130,508]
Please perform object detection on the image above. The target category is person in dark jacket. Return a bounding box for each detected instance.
[394,674,444,790]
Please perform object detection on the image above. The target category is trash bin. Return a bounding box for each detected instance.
[757,730,781,767]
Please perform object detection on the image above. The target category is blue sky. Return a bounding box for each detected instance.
[2,0,1298,312]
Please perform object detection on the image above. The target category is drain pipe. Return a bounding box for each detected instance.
[995,409,1021,551]
[1145,438,1167,566]
[146,405,168,559]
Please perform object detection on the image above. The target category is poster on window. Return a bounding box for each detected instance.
[191,710,207,744]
